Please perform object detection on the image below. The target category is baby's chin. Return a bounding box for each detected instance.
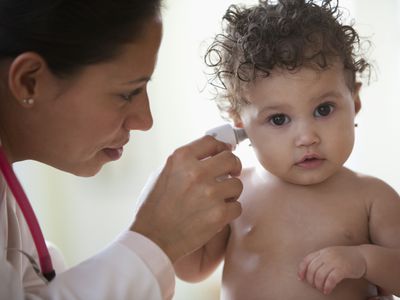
[280,171,337,186]
[255,162,340,186]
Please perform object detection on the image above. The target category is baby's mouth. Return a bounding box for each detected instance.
[296,154,324,169]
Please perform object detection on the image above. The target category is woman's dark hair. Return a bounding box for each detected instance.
[205,0,370,120]
[0,0,162,77]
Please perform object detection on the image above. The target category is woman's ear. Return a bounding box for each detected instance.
[8,52,47,107]
[353,81,362,114]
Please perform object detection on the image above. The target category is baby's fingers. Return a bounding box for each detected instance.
[314,264,333,292]
[298,251,320,280]
[323,269,344,295]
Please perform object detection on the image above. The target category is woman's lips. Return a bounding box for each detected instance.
[103,147,123,161]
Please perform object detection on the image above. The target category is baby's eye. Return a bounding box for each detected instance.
[268,114,290,126]
[314,103,334,117]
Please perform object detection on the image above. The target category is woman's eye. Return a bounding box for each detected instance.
[268,114,290,126]
[314,103,334,117]
[121,88,143,102]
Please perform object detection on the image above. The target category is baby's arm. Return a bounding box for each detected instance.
[174,225,230,282]
[298,178,400,295]
[358,179,400,295]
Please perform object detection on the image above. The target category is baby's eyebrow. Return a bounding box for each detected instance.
[257,103,292,115]
[310,91,342,102]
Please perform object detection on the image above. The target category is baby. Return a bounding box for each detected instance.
[174,0,400,299]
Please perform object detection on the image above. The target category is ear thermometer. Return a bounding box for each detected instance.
[205,124,247,150]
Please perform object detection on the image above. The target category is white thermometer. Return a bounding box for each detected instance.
[205,124,247,150]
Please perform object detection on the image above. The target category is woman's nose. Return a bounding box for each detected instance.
[123,95,153,131]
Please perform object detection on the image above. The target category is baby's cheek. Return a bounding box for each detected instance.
[258,154,287,177]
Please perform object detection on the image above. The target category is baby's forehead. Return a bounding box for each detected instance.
[246,61,343,84]
[241,63,350,101]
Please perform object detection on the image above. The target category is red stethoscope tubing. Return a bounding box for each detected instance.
[0,146,55,281]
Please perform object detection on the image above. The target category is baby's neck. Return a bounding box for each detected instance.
[254,163,349,189]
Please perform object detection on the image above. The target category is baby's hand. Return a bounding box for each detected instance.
[298,246,367,295]
[368,287,395,300]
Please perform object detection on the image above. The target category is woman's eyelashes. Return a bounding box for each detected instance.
[120,87,144,102]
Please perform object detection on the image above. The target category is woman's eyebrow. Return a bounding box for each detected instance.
[122,76,151,85]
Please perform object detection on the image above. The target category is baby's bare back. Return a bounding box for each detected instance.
[221,168,376,300]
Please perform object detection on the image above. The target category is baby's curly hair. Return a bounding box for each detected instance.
[205,0,370,121]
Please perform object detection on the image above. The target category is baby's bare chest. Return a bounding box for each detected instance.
[234,185,370,253]
[221,188,371,300]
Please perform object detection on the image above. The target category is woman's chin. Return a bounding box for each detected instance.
[58,162,104,177]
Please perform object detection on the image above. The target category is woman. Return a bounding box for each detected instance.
[0,1,243,299]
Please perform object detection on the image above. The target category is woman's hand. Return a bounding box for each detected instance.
[131,135,243,262]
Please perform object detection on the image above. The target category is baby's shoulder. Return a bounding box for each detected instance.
[240,166,256,179]
[239,166,267,188]
[240,166,267,184]
[343,168,399,201]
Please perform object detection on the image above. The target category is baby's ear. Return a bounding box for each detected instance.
[229,110,243,128]
[353,81,362,114]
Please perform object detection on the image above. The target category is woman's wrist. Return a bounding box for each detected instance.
[130,223,180,263]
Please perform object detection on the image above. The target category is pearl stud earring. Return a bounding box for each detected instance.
[22,98,34,105]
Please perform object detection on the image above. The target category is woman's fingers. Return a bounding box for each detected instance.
[131,135,244,263]
[203,149,242,178]
[214,177,243,202]
[185,135,231,160]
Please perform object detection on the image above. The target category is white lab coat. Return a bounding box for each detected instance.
[0,172,175,300]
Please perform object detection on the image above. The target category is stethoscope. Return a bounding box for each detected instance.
[0,146,55,282]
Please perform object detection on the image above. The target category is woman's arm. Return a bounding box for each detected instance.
[174,225,230,282]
